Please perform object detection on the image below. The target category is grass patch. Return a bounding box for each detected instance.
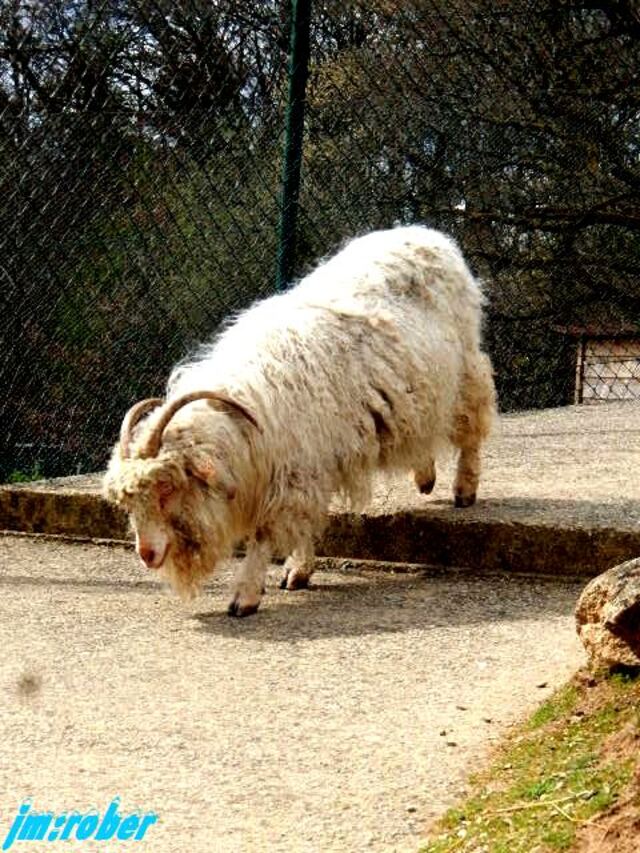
[528,684,579,729]
[421,671,640,852]
[6,463,43,484]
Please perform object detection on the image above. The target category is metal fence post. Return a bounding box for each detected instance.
[276,0,312,291]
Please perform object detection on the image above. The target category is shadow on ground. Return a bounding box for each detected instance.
[191,570,583,643]
[376,495,640,529]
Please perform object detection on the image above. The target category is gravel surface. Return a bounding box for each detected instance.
[0,534,585,852]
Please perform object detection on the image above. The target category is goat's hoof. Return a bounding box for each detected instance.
[280,569,310,591]
[454,492,476,508]
[288,574,310,591]
[418,478,436,495]
[227,598,260,618]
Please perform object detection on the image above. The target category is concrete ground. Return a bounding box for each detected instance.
[1,534,585,853]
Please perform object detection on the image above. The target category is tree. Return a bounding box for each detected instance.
[299,0,640,407]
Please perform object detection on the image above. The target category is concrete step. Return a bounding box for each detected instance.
[2,401,640,576]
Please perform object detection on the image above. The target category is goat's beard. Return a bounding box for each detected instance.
[158,502,234,600]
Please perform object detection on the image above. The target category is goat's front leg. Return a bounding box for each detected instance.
[228,539,271,617]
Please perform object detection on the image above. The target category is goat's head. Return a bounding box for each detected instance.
[103,391,261,598]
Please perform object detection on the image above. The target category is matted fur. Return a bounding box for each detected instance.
[104,225,496,612]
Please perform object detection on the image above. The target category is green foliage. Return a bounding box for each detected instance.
[1,0,639,476]
[7,464,43,484]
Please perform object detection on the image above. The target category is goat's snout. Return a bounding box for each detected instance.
[137,540,167,569]
[138,544,156,567]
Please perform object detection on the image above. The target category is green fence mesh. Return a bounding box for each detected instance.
[1,0,639,481]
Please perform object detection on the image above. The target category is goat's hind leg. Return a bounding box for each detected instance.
[280,540,315,591]
[451,353,496,508]
[453,443,481,508]
[414,456,436,495]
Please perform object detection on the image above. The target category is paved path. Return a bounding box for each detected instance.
[1,534,585,852]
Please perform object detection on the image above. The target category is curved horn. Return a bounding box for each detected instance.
[141,390,263,459]
[119,398,164,458]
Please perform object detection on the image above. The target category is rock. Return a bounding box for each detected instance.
[576,557,640,670]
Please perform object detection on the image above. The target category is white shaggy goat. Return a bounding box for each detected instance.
[104,226,496,616]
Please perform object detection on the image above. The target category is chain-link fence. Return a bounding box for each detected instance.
[1,0,639,482]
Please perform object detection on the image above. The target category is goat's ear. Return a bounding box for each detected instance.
[185,450,236,501]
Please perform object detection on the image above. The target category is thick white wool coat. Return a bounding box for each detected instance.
[169,225,488,536]
[105,225,494,599]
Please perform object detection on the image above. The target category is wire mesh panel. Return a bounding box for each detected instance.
[1,0,639,481]
[579,339,640,403]
[0,0,290,480]
[298,0,640,411]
